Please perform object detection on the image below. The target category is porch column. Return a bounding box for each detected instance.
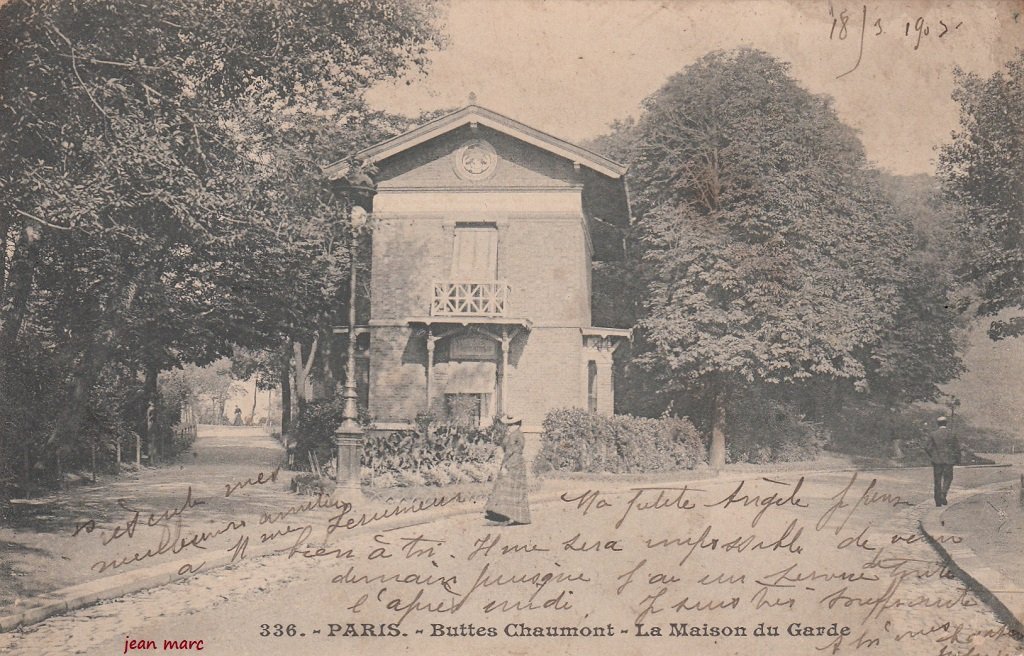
[499,328,511,415]
[425,328,436,413]
[595,348,615,415]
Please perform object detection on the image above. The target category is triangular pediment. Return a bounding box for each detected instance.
[326,105,626,181]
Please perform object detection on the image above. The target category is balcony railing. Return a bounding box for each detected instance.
[432,281,510,317]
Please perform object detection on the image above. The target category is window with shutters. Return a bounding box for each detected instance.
[451,224,497,280]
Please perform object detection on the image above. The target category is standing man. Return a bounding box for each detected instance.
[925,415,960,506]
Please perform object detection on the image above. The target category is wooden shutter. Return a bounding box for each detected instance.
[452,225,497,279]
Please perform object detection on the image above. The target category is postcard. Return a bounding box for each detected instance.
[0,1,1022,655]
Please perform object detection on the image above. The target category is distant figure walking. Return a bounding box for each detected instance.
[232,406,243,426]
[485,414,531,526]
[925,415,960,507]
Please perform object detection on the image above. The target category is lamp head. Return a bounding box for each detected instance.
[350,205,368,229]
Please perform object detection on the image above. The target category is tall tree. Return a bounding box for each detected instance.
[939,51,1024,340]
[625,49,917,468]
[0,0,444,480]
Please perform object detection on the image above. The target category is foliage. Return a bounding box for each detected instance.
[939,51,1024,340]
[534,408,704,474]
[958,426,1023,454]
[289,402,502,488]
[289,396,346,469]
[824,403,1001,465]
[720,391,827,464]
[588,48,960,467]
[869,175,967,404]
[363,422,500,475]
[165,361,243,423]
[825,402,924,459]
[230,348,283,391]
[0,0,444,487]
[634,49,909,382]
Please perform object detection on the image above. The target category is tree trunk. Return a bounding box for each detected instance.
[280,344,292,437]
[42,335,114,458]
[315,331,335,398]
[143,363,159,464]
[0,224,8,294]
[36,280,138,466]
[249,379,258,425]
[292,334,318,408]
[709,378,727,472]
[0,227,39,353]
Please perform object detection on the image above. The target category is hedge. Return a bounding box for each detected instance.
[534,408,705,474]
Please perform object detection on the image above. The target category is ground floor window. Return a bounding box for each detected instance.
[587,360,598,412]
[356,356,369,412]
[445,392,491,428]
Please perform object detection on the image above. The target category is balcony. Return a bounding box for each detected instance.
[432,281,510,317]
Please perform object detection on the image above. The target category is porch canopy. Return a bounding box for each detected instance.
[405,316,532,418]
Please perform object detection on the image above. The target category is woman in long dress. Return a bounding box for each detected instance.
[485,415,531,525]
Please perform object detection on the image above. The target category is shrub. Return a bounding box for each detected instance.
[825,402,921,459]
[960,426,1022,454]
[289,403,502,487]
[828,403,1011,464]
[290,397,346,471]
[360,418,501,487]
[291,472,334,496]
[724,396,827,464]
[535,408,704,474]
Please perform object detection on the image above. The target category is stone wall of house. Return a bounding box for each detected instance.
[506,327,583,428]
[367,325,425,423]
[369,214,591,324]
[365,125,602,428]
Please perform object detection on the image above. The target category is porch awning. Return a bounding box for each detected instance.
[405,316,533,330]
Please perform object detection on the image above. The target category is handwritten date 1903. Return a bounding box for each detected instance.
[828,5,964,78]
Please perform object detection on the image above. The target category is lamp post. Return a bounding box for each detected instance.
[334,205,367,489]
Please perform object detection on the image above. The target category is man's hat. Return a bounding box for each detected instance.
[937,416,948,425]
[499,414,522,426]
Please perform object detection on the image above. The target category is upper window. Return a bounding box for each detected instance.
[452,224,498,279]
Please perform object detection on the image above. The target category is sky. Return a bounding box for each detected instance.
[368,0,1024,175]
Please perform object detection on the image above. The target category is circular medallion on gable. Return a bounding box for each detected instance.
[453,139,497,181]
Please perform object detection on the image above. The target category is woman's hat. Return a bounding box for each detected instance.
[499,414,522,425]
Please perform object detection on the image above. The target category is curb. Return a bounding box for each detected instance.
[918,479,1024,636]
[0,493,480,633]
[2,466,1015,634]
[0,469,780,633]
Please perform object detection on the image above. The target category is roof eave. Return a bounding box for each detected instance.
[346,105,627,180]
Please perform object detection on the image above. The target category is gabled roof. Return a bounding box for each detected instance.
[327,105,626,180]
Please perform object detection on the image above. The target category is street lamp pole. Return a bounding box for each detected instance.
[334,205,367,489]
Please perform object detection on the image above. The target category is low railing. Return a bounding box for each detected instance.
[431,281,510,317]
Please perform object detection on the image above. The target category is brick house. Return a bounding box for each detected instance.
[331,104,630,434]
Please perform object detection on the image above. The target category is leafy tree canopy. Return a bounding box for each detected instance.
[594,49,961,466]
[0,0,445,479]
[939,50,1024,340]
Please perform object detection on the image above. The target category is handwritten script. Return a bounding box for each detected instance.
[69,469,1022,655]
